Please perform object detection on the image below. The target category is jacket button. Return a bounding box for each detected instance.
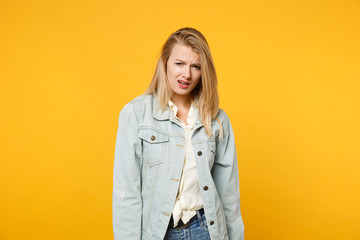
[197,151,202,156]
[150,135,156,141]
[203,186,208,191]
[209,220,214,226]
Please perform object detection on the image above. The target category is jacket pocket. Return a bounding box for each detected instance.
[139,128,169,166]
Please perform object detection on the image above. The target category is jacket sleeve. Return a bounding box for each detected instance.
[112,103,142,240]
[212,111,245,240]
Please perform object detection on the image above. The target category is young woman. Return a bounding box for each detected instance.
[113,27,244,240]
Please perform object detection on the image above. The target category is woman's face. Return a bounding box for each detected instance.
[166,43,201,100]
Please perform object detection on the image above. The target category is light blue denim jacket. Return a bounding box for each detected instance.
[113,94,244,240]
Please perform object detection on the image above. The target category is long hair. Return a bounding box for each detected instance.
[145,27,222,138]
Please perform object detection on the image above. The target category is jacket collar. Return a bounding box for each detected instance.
[152,95,204,129]
[152,96,172,121]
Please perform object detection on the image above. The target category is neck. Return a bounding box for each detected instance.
[170,94,192,110]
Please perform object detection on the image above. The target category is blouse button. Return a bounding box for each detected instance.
[197,151,202,156]
[209,220,214,226]
[203,186,208,191]
[150,135,156,141]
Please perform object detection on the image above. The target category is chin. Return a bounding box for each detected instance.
[173,90,192,96]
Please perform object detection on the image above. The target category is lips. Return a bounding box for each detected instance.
[177,80,190,85]
[177,79,191,89]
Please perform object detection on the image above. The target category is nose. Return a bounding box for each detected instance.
[182,66,191,79]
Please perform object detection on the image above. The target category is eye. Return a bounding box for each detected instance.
[193,65,201,70]
[175,62,183,65]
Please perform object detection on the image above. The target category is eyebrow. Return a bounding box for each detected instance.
[174,59,201,65]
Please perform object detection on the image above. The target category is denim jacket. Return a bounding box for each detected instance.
[113,94,244,240]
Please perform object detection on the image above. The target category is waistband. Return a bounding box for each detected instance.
[168,208,205,230]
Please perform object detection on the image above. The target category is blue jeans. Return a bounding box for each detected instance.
[164,210,211,240]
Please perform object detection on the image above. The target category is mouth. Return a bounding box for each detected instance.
[177,80,190,85]
[177,79,190,89]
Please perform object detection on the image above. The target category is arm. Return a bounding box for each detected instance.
[112,103,142,240]
[212,111,244,240]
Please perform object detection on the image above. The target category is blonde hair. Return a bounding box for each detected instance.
[145,27,222,138]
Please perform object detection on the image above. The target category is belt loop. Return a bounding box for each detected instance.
[196,209,204,227]
[196,209,201,219]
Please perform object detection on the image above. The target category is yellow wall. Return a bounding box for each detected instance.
[1,0,359,239]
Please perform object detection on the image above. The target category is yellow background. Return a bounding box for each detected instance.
[1,0,359,239]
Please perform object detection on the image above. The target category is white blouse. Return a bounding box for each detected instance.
[168,100,203,227]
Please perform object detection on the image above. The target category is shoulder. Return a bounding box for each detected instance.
[216,108,230,122]
[125,94,154,109]
[215,107,231,128]
[213,107,233,140]
[118,94,155,123]
[120,94,154,114]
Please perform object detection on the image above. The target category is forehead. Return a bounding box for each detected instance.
[169,44,200,61]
